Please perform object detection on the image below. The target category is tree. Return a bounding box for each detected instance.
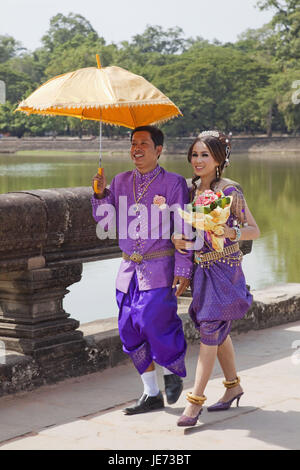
[131,25,190,55]
[152,46,272,135]
[0,35,25,63]
[235,24,277,62]
[8,53,46,84]
[257,0,300,63]
[0,64,32,103]
[0,10,298,136]
[41,13,98,52]
[43,36,111,77]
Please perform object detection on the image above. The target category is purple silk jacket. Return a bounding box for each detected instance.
[91,165,193,293]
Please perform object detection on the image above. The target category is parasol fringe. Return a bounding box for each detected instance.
[15,108,182,128]
[17,100,181,113]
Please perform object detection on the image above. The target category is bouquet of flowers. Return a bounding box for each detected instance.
[178,189,233,252]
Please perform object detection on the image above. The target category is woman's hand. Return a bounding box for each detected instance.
[218,223,236,240]
[171,233,194,254]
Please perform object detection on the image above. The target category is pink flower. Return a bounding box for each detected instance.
[153,195,167,209]
[195,190,218,206]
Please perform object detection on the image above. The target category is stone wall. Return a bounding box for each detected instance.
[1,135,300,154]
[0,186,300,397]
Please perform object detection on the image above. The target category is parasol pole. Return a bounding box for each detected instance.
[94,54,103,194]
[99,119,102,167]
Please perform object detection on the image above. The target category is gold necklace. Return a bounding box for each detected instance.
[133,168,162,212]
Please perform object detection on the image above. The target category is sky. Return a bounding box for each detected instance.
[0,0,275,51]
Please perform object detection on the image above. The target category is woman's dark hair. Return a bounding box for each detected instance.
[187,132,232,193]
[131,125,164,147]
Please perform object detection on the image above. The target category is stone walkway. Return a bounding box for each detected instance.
[0,321,300,450]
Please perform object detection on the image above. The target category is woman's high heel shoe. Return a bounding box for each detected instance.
[207,376,244,412]
[177,393,206,427]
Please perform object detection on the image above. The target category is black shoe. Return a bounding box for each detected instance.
[164,374,183,404]
[123,391,164,415]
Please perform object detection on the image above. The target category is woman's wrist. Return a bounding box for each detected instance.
[229,226,241,241]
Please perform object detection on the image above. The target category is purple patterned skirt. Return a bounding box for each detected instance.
[116,272,187,377]
[189,255,253,346]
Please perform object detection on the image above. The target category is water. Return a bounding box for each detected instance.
[1,150,300,324]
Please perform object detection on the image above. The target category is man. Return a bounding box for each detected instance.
[91,125,193,415]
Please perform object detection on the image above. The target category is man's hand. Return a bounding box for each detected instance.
[92,169,107,198]
[172,276,190,297]
[171,233,194,254]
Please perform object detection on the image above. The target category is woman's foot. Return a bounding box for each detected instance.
[177,393,206,427]
[182,402,203,418]
[217,383,243,404]
[177,404,203,427]
[207,378,244,412]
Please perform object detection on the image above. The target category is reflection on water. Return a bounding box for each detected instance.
[1,150,300,323]
[63,258,121,322]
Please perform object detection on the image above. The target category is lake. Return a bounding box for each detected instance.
[1,150,300,324]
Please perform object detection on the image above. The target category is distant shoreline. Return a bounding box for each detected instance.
[0,135,300,155]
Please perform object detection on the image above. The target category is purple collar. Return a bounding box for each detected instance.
[134,165,161,183]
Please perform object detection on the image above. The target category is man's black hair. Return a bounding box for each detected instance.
[131,125,164,147]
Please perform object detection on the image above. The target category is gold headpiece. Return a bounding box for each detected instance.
[199,130,220,138]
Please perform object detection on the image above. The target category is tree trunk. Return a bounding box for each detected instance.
[266,104,273,137]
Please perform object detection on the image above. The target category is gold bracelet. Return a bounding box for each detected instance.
[223,376,240,389]
[186,392,207,405]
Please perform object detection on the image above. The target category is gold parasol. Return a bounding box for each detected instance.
[16,55,182,192]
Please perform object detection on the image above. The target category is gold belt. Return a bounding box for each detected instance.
[194,242,240,265]
[122,249,175,264]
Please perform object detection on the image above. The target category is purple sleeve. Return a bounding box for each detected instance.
[223,186,247,225]
[223,186,238,196]
[170,177,194,280]
[91,177,116,223]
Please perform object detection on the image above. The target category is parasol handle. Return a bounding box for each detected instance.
[96,54,101,69]
[93,167,103,194]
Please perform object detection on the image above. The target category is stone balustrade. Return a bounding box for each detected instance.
[0,186,300,397]
[0,187,121,394]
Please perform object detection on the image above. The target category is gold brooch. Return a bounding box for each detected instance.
[129,252,143,264]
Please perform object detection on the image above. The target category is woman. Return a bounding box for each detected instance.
[173,130,260,427]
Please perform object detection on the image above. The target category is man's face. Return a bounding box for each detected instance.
[130,131,162,173]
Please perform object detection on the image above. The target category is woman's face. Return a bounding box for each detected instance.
[190,140,218,178]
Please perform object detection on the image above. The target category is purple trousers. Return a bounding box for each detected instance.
[116,272,187,377]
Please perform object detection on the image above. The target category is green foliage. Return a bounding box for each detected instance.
[0,64,32,102]
[41,13,98,52]
[257,0,300,64]
[0,8,299,137]
[130,25,190,54]
[0,35,24,63]
[153,46,273,135]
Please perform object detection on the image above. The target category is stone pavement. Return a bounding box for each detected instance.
[0,321,300,450]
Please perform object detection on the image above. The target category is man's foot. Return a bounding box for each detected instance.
[164,374,183,404]
[123,391,164,415]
